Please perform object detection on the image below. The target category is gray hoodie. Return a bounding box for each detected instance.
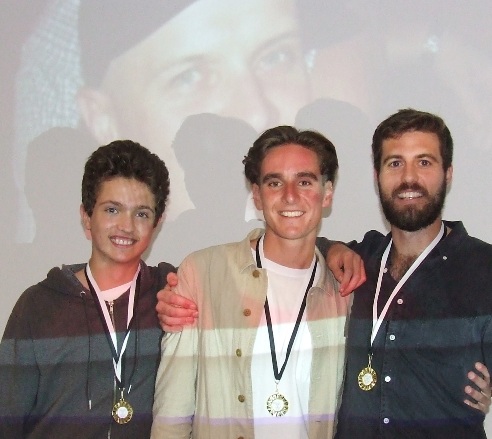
[0,260,175,438]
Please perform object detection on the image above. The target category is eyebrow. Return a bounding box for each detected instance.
[261,171,319,183]
[250,30,303,60]
[383,153,440,164]
[100,200,156,213]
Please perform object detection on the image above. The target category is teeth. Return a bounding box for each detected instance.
[112,238,134,246]
[280,211,303,217]
[398,191,422,199]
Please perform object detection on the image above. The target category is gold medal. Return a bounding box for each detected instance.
[112,396,133,424]
[358,354,377,391]
[358,366,377,391]
[267,392,289,417]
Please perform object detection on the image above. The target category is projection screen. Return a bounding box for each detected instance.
[1,2,492,421]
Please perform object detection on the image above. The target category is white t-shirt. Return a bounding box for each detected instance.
[251,244,319,439]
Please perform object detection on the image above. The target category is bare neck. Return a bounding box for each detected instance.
[387,219,443,281]
[390,218,443,259]
[76,259,140,291]
[258,234,316,269]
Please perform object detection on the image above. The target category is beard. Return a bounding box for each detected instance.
[378,179,447,232]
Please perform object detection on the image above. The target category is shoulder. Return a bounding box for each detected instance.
[140,261,177,295]
[447,221,492,261]
[453,233,492,265]
[352,229,387,259]
[2,268,74,340]
[183,238,248,265]
[155,261,177,277]
[178,243,237,276]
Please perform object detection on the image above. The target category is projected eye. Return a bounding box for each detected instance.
[259,50,291,69]
[257,48,298,72]
[255,39,304,73]
[163,62,220,98]
[169,67,204,93]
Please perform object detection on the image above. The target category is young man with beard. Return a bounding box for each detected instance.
[332,108,492,438]
[157,110,492,437]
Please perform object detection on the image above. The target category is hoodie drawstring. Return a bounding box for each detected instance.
[80,291,93,410]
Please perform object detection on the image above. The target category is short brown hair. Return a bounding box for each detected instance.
[243,125,338,185]
[372,108,453,174]
[82,139,170,227]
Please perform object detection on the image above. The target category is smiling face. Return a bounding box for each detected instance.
[252,143,333,246]
[79,0,310,221]
[377,131,453,232]
[81,177,159,271]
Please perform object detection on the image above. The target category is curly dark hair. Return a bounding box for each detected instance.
[243,125,338,185]
[372,108,453,174]
[82,139,170,226]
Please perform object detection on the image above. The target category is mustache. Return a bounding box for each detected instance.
[392,183,429,198]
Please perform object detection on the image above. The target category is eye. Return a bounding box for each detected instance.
[419,159,432,166]
[105,206,118,214]
[267,180,282,188]
[136,211,151,219]
[387,160,402,168]
[299,179,312,187]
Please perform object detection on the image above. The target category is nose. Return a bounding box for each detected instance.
[221,71,279,133]
[282,182,299,204]
[402,163,418,184]
[117,212,134,233]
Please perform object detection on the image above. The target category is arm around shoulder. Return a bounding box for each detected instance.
[152,259,200,438]
[151,328,198,438]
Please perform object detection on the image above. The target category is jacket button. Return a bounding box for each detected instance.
[236,349,242,357]
[243,309,251,317]
[252,269,260,278]
[238,395,245,402]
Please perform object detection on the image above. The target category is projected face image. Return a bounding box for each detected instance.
[78,0,311,221]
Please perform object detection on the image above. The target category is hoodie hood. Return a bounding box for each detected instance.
[39,261,160,299]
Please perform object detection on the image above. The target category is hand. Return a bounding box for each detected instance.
[326,242,366,296]
[464,362,491,414]
[156,272,198,332]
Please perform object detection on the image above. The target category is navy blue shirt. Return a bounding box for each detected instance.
[333,221,492,439]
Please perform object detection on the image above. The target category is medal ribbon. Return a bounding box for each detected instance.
[370,222,445,346]
[85,264,141,391]
[255,237,317,382]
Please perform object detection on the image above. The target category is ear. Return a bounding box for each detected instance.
[155,214,165,228]
[77,87,120,144]
[80,204,92,241]
[445,165,453,185]
[252,184,263,211]
[373,168,380,192]
[322,180,334,208]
